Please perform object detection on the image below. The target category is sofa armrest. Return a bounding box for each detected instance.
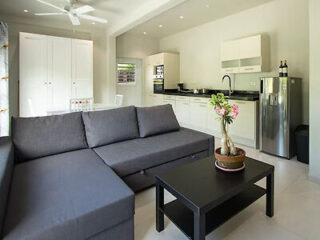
[0,137,14,236]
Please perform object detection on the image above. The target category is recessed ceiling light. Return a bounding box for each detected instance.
[143,32,147,35]
[179,15,184,19]
[91,22,95,25]
[24,9,29,13]
[159,24,163,28]
[205,4,210,8]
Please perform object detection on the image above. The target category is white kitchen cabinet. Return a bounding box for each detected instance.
[19,33,48,117]
[221,34,269,74]
[71,39,93,99]
[221,40,239,61]
[228,100,258,147]
[47,37,72,113]
[20,33,93,117]
[207,103,221,136]
[189,98,208,132]
[163,95,176,112]
[175,96,190,126]
[238,35,261,59]
[143,52,179,98]
[145,94,163,107]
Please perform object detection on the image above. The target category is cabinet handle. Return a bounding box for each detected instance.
[183,103,189,105]
[200,104,207,108]
[48,82,52,85]
[44,82,47,85]
[244,67,254,71]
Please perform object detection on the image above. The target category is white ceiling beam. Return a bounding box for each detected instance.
[108,0,187,37]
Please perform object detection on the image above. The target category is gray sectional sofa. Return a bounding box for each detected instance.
[0,105,214,240]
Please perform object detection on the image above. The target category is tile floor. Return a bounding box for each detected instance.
[134,140,319,240]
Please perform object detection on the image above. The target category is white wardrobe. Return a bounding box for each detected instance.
[19,32,93,117]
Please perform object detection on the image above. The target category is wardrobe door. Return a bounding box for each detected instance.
[19,33,48,117]
[71,39,93,99]
[47,37,72,112]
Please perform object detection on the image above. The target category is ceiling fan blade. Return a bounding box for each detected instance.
[36,0,67,13]
[72,5,94,15]
[68,13,80,25]
[79,14,108,24]
[35,12,66,16]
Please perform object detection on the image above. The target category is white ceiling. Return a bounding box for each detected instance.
[125,0,275,38]
[0,0,180,32]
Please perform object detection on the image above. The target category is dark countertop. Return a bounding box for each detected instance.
[156,89,259,101]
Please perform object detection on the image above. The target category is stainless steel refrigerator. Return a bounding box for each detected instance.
[260,77,302,159]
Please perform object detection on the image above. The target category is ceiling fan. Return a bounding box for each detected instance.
[34,0,108,26]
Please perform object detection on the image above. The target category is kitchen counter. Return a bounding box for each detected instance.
[156,89,259,101]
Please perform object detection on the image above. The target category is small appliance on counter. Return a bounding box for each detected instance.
[260,77,302,159]
[177,83,184,92]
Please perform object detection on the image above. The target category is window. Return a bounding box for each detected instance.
[117,63,136,85]
[0,22,9,137]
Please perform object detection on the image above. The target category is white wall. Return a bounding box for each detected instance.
[0,17,108,117]
[116,34,159,106]
[159,0,309,123]
[309,0,320,179]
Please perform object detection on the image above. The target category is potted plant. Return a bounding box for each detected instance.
[209,93,246,170]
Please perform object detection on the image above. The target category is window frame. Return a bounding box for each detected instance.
[117,62,137,86]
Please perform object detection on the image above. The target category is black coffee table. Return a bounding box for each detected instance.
[155,157,274,240]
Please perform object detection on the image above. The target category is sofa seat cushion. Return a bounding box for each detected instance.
[3,149,134,240]
[94,128,214,177]
[11,112,88,163]
[82,106,139,148]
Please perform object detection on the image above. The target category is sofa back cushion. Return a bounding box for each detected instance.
[136,104,180,137]
[11,112,88,163]
[82,106,140,148]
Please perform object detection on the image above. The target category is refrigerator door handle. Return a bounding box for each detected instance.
[260,79,264,94]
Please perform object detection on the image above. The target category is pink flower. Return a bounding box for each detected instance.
[215,106,220,113]
[232,104,239,113]
[220,107,226,116]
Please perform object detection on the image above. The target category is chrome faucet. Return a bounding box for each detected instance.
[222,75,233,96]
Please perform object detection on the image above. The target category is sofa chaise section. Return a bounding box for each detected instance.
[3,149,134,240]
[2,112,135,240]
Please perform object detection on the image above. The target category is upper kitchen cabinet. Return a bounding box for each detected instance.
[221,34,269,74]
[143,52,180,95]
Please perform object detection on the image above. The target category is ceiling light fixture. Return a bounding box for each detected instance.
[24,9,29,13]
[91,22,95,25]
[143,32,147,35]
[159,24,163,28]
[205,4,210,8]
[179,15,184,19]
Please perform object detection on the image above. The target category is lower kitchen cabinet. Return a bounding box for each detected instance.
[189,98,208,132]
[175,97,190,126]
[144,93,164,107]
[207,103,221,136]
[142,93,259,148]
[228,100,258,147]
[163,95,176,112]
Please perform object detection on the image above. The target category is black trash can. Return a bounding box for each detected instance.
[295,125,309,164]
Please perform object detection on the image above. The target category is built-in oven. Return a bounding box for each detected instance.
[153,65,164,93]
[153,79,164,93]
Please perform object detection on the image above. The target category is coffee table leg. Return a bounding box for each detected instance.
[266,171,274,217]
[156,181,164,232]
[194,211,205,240]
